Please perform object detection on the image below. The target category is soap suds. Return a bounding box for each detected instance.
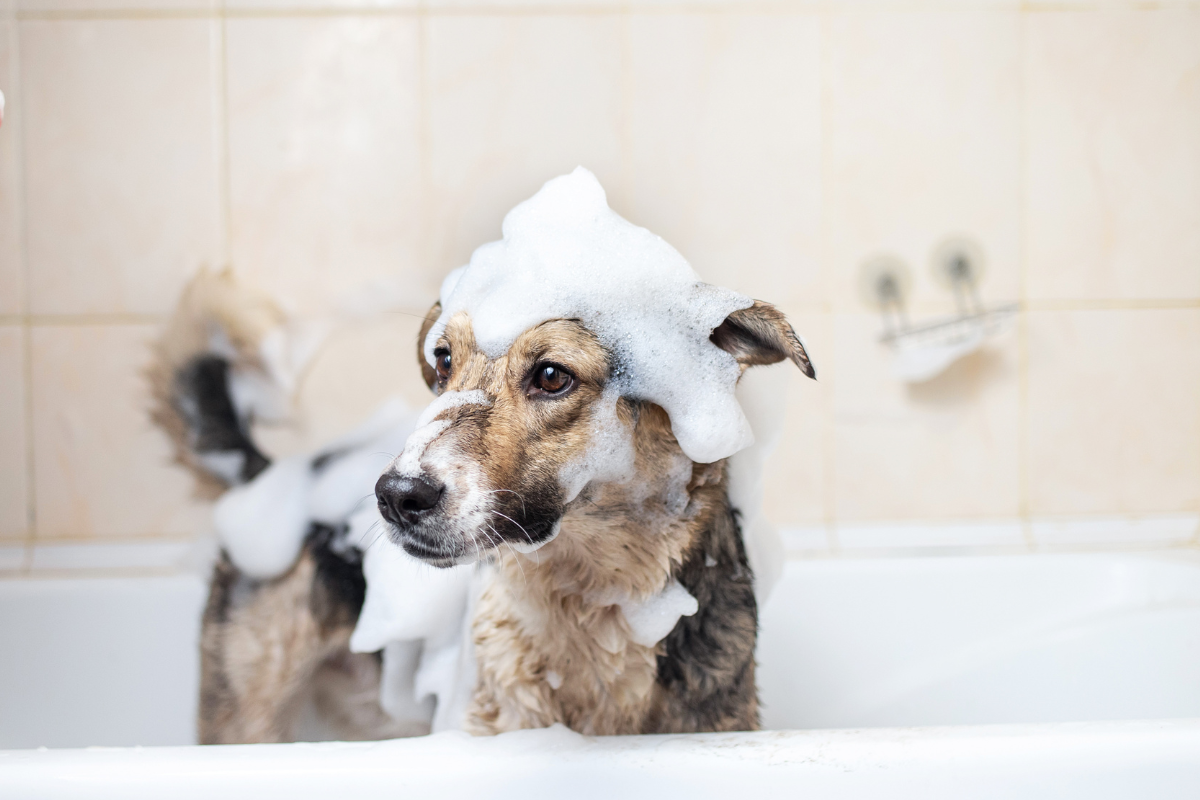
[424,167,755,466]
[214,455,314,579]
[614,580,699,648]
[214,398,420,580]
[396,390,492,478]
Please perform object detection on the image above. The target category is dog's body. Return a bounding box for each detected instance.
[151,272,418,743]
[153,174,813,743]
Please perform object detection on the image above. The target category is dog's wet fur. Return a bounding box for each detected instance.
[152,270,812,742]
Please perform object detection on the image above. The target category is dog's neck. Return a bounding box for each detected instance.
[468,402,737,735]
[492,402,727,604]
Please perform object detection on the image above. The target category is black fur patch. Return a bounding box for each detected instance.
[653,508,759,732]
[306,524,367,631]
[174,355,270,483]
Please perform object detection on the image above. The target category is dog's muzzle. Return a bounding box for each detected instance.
[375,471,443,527]
[375,471,462,563]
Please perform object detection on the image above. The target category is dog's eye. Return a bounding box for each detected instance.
[435,350,452,382]
[530,364,575,396]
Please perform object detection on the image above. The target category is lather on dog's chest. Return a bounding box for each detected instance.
[467,409,758,735]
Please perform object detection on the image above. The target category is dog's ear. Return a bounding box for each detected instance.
[417,301,442,391]
[711,300,816,379]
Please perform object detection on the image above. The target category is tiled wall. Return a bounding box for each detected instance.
[1,0,1198,564]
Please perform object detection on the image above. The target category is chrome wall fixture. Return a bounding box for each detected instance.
[859,237,1017,383]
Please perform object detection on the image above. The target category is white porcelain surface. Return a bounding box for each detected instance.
[759,551,1200,729]
[3,548,1199,783]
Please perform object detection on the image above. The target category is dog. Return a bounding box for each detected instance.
[151,169,814,742]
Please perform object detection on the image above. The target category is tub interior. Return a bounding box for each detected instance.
[2,549,1198,749]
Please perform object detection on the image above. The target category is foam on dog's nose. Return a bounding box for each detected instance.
[393,390,491,478]
[424,167,755,466]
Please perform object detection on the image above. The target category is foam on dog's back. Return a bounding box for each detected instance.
[423,167,756,467]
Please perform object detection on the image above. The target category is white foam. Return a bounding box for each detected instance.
[214,455,314,579]
[423,167,754,466]
[310,401,418,524]
[395,390,492,478]
[396,421,451,478]
[616,580,699,648]
[349,511,474,651]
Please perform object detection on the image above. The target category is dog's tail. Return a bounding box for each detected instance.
[149,269,290,497]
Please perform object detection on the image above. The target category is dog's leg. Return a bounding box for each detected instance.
[199,548,337,743]
[198,528,393,744]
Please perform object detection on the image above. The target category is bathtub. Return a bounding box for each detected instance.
[2,546,1199,798]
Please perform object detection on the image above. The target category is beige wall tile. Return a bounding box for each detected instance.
[253,312,434,459]
[31,325,210,539]
[628,13,822,307]
[760,310,827,527]
[1025,10,1200,301]
[18,0,214,11]
[21,19,220,316]
[832,311,1021,521]
[0,21,22,317]
[1027,309,1200,517]
[427,14,624,277]
[0,326,28,539]
[827,10,1021,315]
[226,0,414,9]
[227,16,425,315]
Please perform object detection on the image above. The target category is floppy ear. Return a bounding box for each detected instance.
[710,300,816,379]
[417,301,442,391]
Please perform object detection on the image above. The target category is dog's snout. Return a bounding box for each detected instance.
[376,472,444,525]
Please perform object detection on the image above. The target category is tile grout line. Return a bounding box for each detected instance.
[1015,8,1034,552]
[11,10,35,571]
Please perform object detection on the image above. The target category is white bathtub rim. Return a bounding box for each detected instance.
[1,719,1197,800]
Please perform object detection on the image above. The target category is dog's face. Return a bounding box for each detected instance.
[375,309,626,566]
[376,301,813,568]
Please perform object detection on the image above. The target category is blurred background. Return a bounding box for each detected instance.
[0,0,1197,574]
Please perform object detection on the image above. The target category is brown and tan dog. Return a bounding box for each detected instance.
[152,268,813,742]
[379,298,813,735]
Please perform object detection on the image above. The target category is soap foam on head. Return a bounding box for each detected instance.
[424,167,755,466]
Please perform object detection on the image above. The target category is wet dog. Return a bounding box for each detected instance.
[153,192,814,742]
[379,298,814,734]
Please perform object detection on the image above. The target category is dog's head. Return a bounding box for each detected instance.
[375,299,813,568]
[375,168,814,567]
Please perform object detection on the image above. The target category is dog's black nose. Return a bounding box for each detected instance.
[376,472,444,526]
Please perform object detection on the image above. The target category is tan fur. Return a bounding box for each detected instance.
[468,410,737,735]
[414,314,753,735]
[199,549,418,744]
